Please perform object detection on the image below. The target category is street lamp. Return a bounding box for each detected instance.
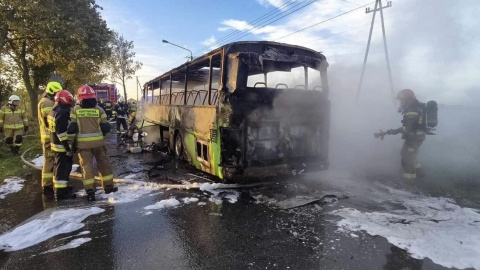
[162,39,193,61]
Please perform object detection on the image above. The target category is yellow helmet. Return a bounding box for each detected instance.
[46,81,63,95]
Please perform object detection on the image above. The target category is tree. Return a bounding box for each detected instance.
[108,32,142,101]
[2,0,113,117]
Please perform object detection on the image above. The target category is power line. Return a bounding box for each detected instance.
[230,0,317,44]
[205,0,298,49]
[274,1,375,41]
[166,0,317,68]
[340,0,362,6]
[165,0,308,67]
[193,0,315,57]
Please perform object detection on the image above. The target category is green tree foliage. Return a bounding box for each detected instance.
[108,32,143,100]
[1,0,113,117]
[0,78,14,106]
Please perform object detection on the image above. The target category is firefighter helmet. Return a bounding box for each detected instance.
[77,85,96,100]
[46,81,63,95]
[396,89,416,101]
[118,97,125,103]
[8,95,20,105]
[55,90,74,105]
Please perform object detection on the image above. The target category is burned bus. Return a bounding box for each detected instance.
[143,41,330,182]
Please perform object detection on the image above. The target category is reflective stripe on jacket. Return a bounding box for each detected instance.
[104,102,113,110]
[70,105,108,149]
[38,95,55,143]
[402,103,425,141]
[0,105,28,130]
[48,105,71,153]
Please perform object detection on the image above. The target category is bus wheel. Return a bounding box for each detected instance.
[174,133,184,158]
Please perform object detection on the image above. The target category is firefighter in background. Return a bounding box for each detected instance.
[374,89,426,179]
[104,99,113,120]
[38,81,62,197]
[113,97,128,134]
[128,101,137,124]
[98,98,106,111]
[47,90,76,199]
[0,95,29,155]
[68,85,117,201]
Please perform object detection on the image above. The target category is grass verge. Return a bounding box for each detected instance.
[0,134,43,179]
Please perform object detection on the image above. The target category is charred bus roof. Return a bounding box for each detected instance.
[144,41,327,88]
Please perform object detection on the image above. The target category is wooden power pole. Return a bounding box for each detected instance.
[356,0,395,104]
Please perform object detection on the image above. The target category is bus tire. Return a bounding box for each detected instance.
[174,133,184,159]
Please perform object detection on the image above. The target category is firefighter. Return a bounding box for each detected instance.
[113,97,128,134]
[104,99,113,120]
[374,89,426,179]
[98,98,106,111]
[48,90,76,199]
[38,81,63,197]
[128,100,137,124]
[68,85,118,201]
[0,95,29,155]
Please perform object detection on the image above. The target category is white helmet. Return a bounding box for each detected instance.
[8,95,20,105]
[118,97,125,103]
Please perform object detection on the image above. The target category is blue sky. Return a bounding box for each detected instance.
[96,0,479,105]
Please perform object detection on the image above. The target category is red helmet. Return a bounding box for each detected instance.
[55,90,74,105]
[77,85,96,100]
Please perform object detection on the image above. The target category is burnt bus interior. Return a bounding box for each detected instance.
[221,44,330,177]
[143,42,330,180]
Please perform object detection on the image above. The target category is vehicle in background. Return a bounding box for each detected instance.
[142,41,330,182]
[88,83,118,104]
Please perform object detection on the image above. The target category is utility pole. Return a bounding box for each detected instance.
[355,0,394,105]
[136,76,138,101]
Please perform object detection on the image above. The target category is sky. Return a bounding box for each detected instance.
[95,0,479,105]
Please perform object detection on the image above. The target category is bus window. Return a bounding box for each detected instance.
[210,54,221,104]
[308,67,322,91]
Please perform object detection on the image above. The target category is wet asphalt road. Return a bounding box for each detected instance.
[0,127,477,270]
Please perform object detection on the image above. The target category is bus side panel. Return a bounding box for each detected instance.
[177,106,219,177]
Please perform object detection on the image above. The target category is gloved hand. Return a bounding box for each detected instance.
[374,129,387,140]
[24,126,29,132]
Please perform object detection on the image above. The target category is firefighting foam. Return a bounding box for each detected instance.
[0,177,25,200]
[330,184,480,270]
[0,207,104,252]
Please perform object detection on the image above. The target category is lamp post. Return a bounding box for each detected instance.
[162,39,193,61]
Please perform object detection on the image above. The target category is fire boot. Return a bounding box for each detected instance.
[43,185,55,198]
[55,186,76,200]
[13,146,20,155]
[86,189,96,201]
[104,185,118,194]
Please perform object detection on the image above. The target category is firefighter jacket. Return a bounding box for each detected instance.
[113,103,128,118]
[0,105,28,130]
[68,105,110,149]
[38,94,55,143]
[104,101,113,111]
[389,101,426,141]
[47,104,71,153]
[129,103,137,112]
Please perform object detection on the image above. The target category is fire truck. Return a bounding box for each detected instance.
[87,83,118,103]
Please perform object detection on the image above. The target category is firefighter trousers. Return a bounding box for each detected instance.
[401,139,424,179]
[42,142,55,187]
[78,146,114,190]
[116,117,127,132]
[53,152,73,189]
[4,128,24,146]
